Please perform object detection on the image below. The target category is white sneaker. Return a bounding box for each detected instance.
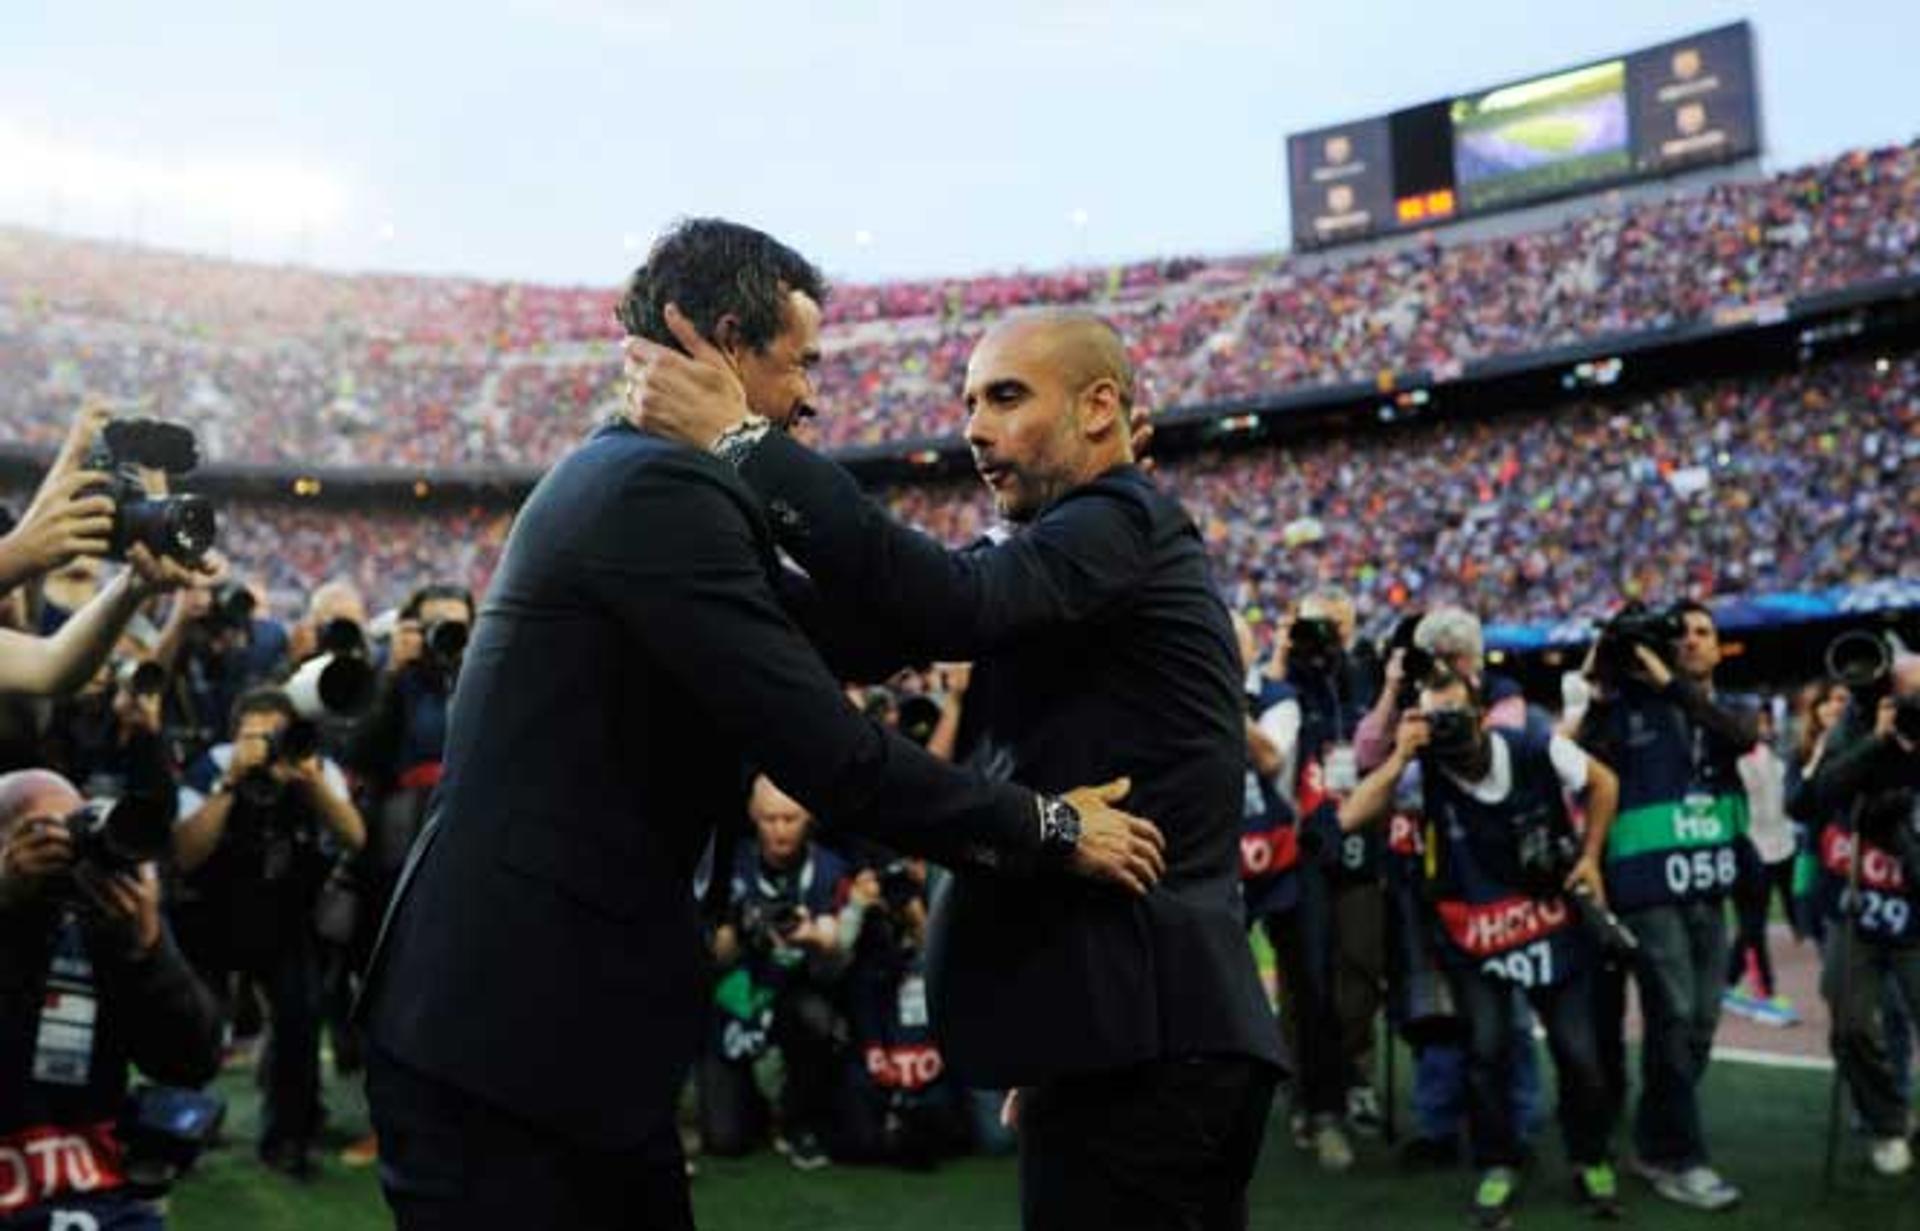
[1871,1137,1913,1177]
[1653,1165,1740,1211]
[1312,1118,1356,1172]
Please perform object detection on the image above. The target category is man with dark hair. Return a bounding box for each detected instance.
[173,687,365,1178]
[359,218,1165,1231]
[1580,601,1757,1211]
[626,303,1282,1230]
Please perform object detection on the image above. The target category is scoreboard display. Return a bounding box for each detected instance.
[1288,22,1758,249]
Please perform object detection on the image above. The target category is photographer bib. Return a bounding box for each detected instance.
[1417,731,1587,989]
[1600,704,1747,913]
[1817,824,1920,943]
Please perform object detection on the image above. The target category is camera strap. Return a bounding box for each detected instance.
[31,910,98,1089]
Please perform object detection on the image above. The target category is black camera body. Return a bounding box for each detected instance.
[1386,611,1435,710]
[739,894,806,953]
[1289,616,1343,674]
[234,719,322,810]
[424,618,469,667]
[62,795,174,880]
[1592,602,1682,682]
[1512,824,1638,955]
[878,860,921,913]
[82,419,217,563]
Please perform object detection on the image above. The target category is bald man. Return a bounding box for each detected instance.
[629,309,1282,1230]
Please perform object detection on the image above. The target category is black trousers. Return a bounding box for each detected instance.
[366,1045,694,1231]
[1018,1056,1278,1231]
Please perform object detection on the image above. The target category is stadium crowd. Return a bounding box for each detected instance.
[22,352,1891,631]
[4,141,1917,464]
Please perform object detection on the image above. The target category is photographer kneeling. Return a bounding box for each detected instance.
[171,689,366,1178]
[1793,651,1920,1176]
[700,776,854,1171]
[0,769,221,1231]
[1341,670,1622,1229]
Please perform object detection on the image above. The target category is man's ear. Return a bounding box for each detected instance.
[1079,378,1124,440]
[709,314,747,373]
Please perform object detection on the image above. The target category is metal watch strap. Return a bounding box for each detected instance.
[710,415,773,469]
[1036,794,1082,860]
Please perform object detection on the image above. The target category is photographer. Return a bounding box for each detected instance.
[1578,601,1756,1211]
[150,575,282,767]
[1357,607,1544,1167]
[833,854,968,1167]
[346,583,472,920]
[170,689,365,1178]
[1262,587,1385,1164]
[38,656,172,806]
[699,776,854,1171]
[0,769,221,1231]
[1792,653,1920,1176]
[1341,669,1622,1228]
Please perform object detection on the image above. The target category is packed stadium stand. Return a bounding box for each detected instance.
[2,140,1917,638]
[4,141,1916,464]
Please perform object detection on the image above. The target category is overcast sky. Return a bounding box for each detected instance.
[3,0,1916,286]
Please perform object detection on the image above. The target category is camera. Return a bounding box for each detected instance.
[204,580,258,633]
[1424,708,1479,760]
[61,793,175,879]
[1386,611,1434,710]
[739,895,806,952]
[1592,601,1682,682]
[878,860,922,913]
[116,658,167,698]
[1824,629,1920,745]
[424,618,469,666]
[1288,616,1342,673]
[1512,825,1638,955]
[286,619,376,719]
[82,419,217,563]
[234,718,322,810]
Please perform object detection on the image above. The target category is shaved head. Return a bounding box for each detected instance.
[963,312,1138,522]
[0,769,81,836]
[982,312,1135,411]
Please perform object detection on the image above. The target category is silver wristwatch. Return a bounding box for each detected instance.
[710,415,773,469]
[1036,794,1083,861]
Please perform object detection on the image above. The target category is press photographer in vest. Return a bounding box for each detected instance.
[0,769,222,1231]
[1342,668,1622,1227]
[1577,601,1758,1211]
[1790,644,1920,1176]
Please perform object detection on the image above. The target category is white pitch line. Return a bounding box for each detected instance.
[1709,1045,1834,1072]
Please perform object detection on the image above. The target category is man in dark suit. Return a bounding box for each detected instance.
[358,220,1167,1231]
[627,305,1283,1230]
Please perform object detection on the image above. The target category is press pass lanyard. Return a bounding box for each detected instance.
[32,908,99,1088]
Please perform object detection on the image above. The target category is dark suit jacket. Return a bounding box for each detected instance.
[739,435,1282,1086]
[362,423,1046,1148]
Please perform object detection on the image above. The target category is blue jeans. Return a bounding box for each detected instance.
[1598,900,1727,1170]
[1449,962,1612,1169]
[1413,991,1544,1144]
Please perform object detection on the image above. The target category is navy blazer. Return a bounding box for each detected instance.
[362,423,1046,1148]
[738,435,1283,1086]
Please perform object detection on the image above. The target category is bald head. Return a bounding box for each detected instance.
[984,312,1136,414]
[0,769,81,838]
[963,312,1137,522]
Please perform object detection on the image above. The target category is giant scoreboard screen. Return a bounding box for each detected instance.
[1288,22,1758,249]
